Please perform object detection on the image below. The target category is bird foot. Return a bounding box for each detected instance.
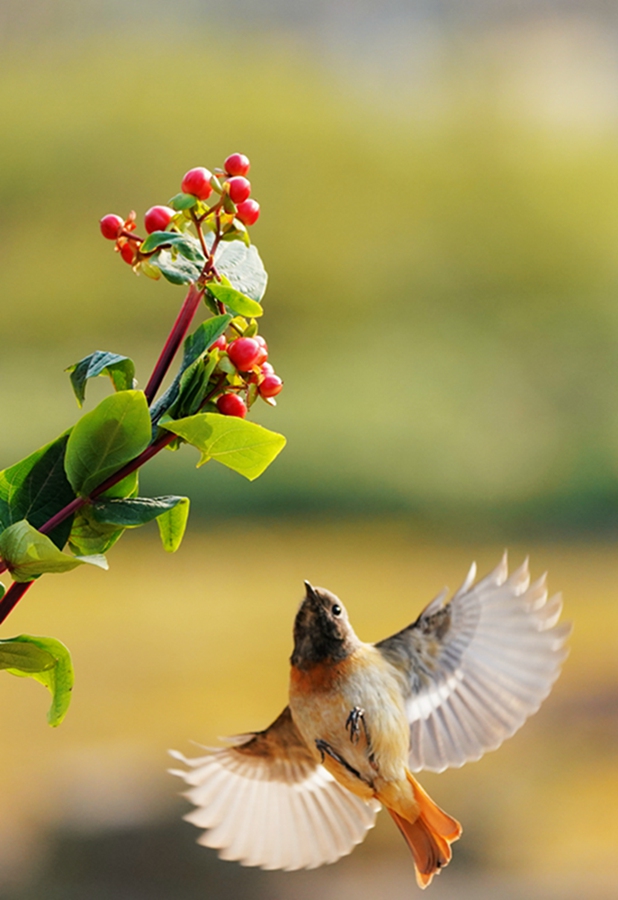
[345,706,367,744]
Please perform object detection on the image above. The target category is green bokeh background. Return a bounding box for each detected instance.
[1,3,617,899]
[3,15,618,532]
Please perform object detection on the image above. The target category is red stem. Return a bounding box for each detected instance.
[0,432,176,624]
[0,431,177,579]
[144,284,204,404]
[38,497,85,538]
[0,582,33,624]
[0,284,207,621]
[0,369,228,624]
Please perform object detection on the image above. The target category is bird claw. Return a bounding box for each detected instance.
[345,706,367,744]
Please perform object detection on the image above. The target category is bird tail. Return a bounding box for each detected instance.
[387,770,462,889]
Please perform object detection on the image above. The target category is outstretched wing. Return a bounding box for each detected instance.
[170,706,379,870]
[376,554,571,773]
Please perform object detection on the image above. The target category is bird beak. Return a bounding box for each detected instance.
[304,580,318,601]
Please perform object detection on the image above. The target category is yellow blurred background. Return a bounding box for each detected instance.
[0,2,617,898]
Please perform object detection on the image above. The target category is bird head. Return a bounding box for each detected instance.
[291,581,360,669]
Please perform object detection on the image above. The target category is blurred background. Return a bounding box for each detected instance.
[0,0,617,897]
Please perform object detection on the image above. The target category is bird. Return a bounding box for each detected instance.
[170,554,571,889]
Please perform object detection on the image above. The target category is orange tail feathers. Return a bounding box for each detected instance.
[387,771,462,890]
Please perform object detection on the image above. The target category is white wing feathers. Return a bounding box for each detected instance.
[169,707,379,870]
[376,553,571,773]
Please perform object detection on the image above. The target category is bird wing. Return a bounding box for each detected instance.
[375,553,571,773]
[169,706,379,870]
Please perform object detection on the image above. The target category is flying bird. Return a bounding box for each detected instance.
[170,554,570,888]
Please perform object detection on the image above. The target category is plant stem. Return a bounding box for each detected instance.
[0,430,177,582]
[36,432,177,540]
[0,582,34,625]
[191,213,225,312]
[144,283,204,404]
[0,371,227,623]
[90,432,177,500]
[0,280,209,617]
[191,211,211,262]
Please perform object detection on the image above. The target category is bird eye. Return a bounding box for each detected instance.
[332,604,342,617]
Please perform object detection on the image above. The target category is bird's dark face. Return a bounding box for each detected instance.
[291,582,360,669]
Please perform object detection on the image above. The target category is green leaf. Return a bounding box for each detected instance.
[206,235,268,301]
[68,508,125,556]
[0,638,54,672]
[150,315,231,424]
[0,433,76,549]
[91,495,188,527]
[64,391,151,497]
[152,250,203,285]
[140,260,162,280]
[169,192,198,211]
[161,413,286,481]
[207,283,263,318]
[182,316,233,366]
[140,231,205,263]
[172,359,211,418]
[0,635,74,726]
[66,351,136,407]
[0,520,108,581]
[67,470,138,556]
[156,497,190,552]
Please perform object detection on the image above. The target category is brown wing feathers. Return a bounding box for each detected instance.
[170,706,379,870]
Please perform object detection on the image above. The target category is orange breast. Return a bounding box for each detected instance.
[290,657,351,695]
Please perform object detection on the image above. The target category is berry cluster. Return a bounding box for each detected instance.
[99,210,140,265]
[99,153,260,269]
[100,155,280,419]
[213,332,283,418]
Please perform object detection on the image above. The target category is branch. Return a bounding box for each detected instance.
[144,283,204,404]
[0,582,33,626]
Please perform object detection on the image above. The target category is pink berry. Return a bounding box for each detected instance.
[236,199,260,226]
[224,153,250,177]
[259,374,283,398]
[227,337,261,371]
[228,176,251,204]
[120,242,136,265]
[100,214,124,240]
[260,362,274,376]
[181,167,213,200]
[211,334,227,351]
[217,393,247,418]
[144,205,174,234]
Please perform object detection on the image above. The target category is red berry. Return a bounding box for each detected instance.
[236,199,260,226]
[181,167,213,200]
[212,334,228,351]
[100,214,124,240]
[227,176,251,204]
[217,393,247,418]
[144,205,174,234]
[120,242,137,265]
[259,374,283,398]
[224,153,250,177]
[227,337,261,371]
[254,335,268,366]
[260,361,274,376]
